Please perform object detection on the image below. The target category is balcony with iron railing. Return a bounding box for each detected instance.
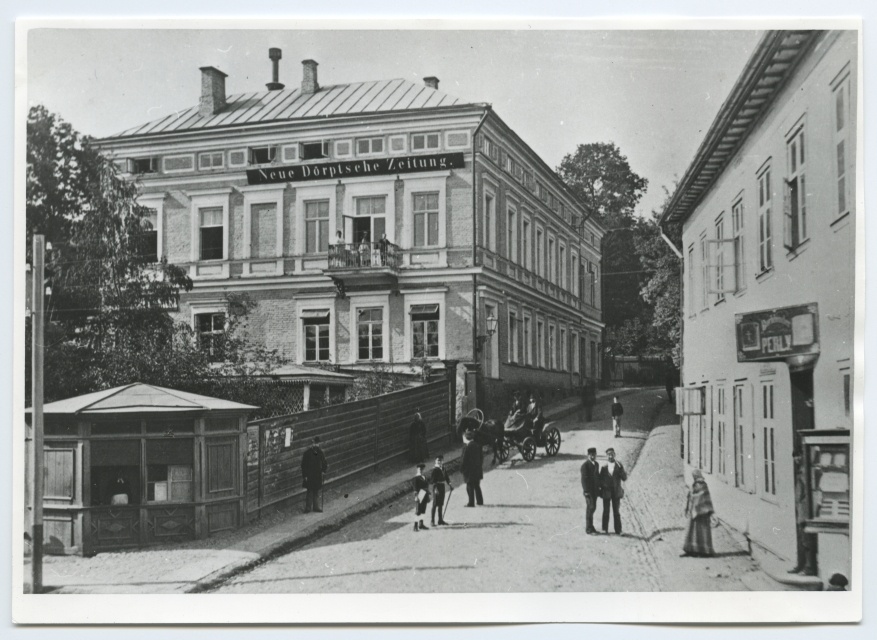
[326,241,401,274]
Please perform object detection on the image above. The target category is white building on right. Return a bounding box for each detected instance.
[660,30,858,586]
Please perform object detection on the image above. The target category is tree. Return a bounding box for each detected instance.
[557,142,649,357]
[26,106,286,403]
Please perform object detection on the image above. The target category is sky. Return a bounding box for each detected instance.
[26,27,761,218]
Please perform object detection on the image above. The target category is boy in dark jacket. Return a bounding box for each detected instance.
[429,455,453,526]
[413,463,431,531]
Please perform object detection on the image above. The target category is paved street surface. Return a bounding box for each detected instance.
[213,388,758,593]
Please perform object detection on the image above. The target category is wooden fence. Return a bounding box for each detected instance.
[245,380,450,519]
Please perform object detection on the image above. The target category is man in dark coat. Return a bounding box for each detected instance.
[461,431,484,507]
[408,412,429,462]
[301,436,328,513]
[580,447,600,534]
[599,447,627,534]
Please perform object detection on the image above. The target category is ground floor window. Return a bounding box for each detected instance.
[302,310,331,362]
[89,440,141,506]
[146,439,194,503]
[761,382,777,496]
[411,304,439,359]
[196,312,226,362]
[357,308,383,360]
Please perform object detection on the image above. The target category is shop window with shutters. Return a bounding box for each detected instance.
[761,382,777,498]
[833,75,851,218]
[302,310,331,362]
[90,440,141,506]
[784,125,808,250]
[357,308,384,361]
[411,304,440,359]
[196,312,226,362]
[199,207,224,261]
[146,439,194,503]
[413,193,439,247]
[139,208,158,262]
[757,166,773,273]
[305,200,330,254]
[411,132,440,151]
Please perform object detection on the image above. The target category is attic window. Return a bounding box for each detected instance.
[411,133,440,151]
[249,146,276,165]
[131,158,158,174]
[301,141,330,160]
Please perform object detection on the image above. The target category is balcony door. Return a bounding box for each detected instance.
[353,196,387,245]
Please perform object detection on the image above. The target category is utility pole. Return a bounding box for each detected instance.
[31,234,45,593]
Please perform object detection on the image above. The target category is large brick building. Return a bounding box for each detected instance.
[97,51,604,420]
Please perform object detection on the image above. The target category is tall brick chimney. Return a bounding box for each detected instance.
[266,48,285,90]
[423,76,439,90]
[199,66,228,117]
[301,59,319,94]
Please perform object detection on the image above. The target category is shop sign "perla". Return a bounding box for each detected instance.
[247,152,465,185]
[735,303,819,362]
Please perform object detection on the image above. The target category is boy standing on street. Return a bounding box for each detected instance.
[611,396,624,438]
[413,463,431,532]
[429,455,453,526]
[580,447,600,534]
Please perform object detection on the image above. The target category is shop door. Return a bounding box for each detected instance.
[733,383,753,492]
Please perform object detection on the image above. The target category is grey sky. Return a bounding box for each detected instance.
[27,28,762,218]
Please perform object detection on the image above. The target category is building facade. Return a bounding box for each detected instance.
[662,31,857,584]
[97,53,604,422]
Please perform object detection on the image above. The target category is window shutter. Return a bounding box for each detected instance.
[783,179,794,250]
[675,387,684,415]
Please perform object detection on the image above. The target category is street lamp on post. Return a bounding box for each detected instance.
[475,311,498,353]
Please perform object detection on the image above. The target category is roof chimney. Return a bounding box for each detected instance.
[267,48,285,91]
[301,59,319,94]
[423,76,439,90]
[199,66,228,117]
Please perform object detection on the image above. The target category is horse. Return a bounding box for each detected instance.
[456,411,506,464]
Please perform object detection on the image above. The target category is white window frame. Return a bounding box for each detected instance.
[299,140,330,162]
[537,319,545,368]
[522,213,532,271]
[388,135,407,155]
[411,132,441,152]
[548,233,557,284]
[198,151,225,171]
[356,137,385,157]
[571,250,579,297]
[687,245,695,316]
[483,181,497,252]
[732,197,745,293]
[832,72,852,219]
[757,165,773,273]
[344,177,397,245]
[296,184,337,256]
[559,242,567,290]
[227,149,248,168]
[404,292,446,361]
[187,188,232,264]
[548,323,557,370]
[281,144,300,163]
[240,184,284,267]
[759,379,778,502]
[348,293,390,364]
[535,224,545,277]
[297,299,336,364]
[784,121,808,250]
[404,176,446,249]
[333,141,352,159]
[248,146,277,166]
[699,232,709,310]
[137,193,166,262]
[189,301,228,361]
[506,203,518,263]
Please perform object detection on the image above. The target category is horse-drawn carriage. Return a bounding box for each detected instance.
[457,407,561,463]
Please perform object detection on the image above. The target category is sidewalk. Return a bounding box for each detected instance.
[24,393,587,594]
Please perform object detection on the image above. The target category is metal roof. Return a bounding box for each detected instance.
[660,30,823,227]
[107,78,469,139]
[30,383,258,415]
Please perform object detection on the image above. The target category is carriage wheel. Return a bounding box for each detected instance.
[465,408,484,426]
[521,437,537,462]
[497,437,511,463]
[544,428,561,457]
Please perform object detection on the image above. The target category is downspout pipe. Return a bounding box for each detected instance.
[471,107,492,363]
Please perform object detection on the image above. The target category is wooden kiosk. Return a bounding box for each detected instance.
[27,383,257,555]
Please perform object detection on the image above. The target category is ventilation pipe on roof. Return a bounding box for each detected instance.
[423,76,439,90]
[199,66,228,117]
[266,48,285,90]
[302,59,319,94]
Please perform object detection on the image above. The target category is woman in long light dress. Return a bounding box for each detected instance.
[682,469,716,557]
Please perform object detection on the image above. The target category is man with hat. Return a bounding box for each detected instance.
[300,436,328,513]
[580,447,601,534]
[598,447,628,534]
[412,462,431,531]
[429,454,453,526]
[461,429,484,507]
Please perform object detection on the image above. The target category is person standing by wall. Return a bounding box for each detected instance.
[790,455,817,575]
[599,447,627,534]
[611,396,624,438]
[300,436,328,513]
[409,412,430,463]
[681,469,716,557]
[462,430,484,507]
[580,447,600,534]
